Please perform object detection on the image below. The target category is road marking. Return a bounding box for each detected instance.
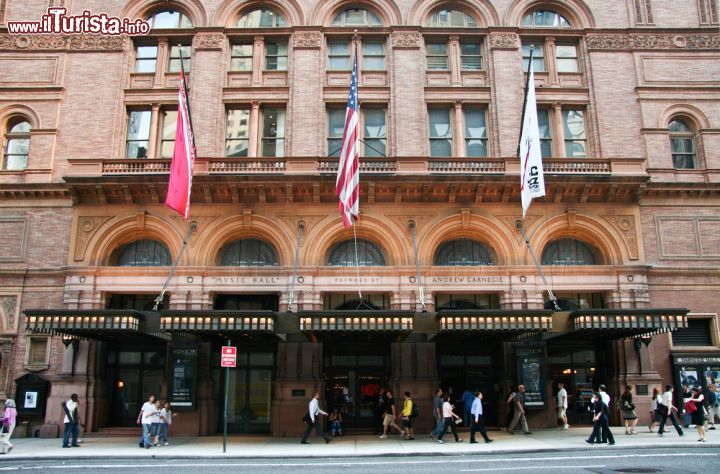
[460,466,603,472]
[0,453,716,471]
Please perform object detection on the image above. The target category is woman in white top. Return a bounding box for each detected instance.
[649,387,663,432]
[436,395,463,443]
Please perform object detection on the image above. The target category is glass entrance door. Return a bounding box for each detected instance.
[107,349,165,426]
[325,370,386,430]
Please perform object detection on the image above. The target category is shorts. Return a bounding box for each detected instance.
[383,413,394,426]
[150,422,161,436]
[557,407,567,418]
[402,417,413,429]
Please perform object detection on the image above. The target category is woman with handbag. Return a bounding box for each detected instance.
[649,387,664,433]
[687,387,706,442]
[620,385,638,434]
[0,399,17,454]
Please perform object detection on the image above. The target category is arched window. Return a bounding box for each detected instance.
[236,8,288,27]
[541,238,599,265]
[3,118,30,170]
[434,239,494,266]
[115,239,172,266]
[327,239,386,266]
[147,10,193,29]
[522,10,571,27]
[669,118,697,169]
[331,8,382,26]
[425,9,478,27]
[218,239,279,266]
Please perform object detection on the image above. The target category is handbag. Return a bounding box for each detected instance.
[656,403,669,416]
[301,412,312,424]
[684,400,697,414]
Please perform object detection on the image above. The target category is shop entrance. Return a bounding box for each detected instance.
[107,348,165,427]
[549,346,605,425]
[438,354,498,426]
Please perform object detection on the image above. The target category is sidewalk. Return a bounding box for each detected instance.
[1,427,717,460]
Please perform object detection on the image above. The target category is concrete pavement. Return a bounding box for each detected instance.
[0,427,717,460]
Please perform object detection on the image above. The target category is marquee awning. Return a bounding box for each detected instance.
[437,310,554,332]
[299,311,414,333]
[160,310,276,333]
[566,308,688,338]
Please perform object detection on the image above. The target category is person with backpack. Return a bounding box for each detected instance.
[469,391,493,444]
[400,391,415,440]
[61,394,81,448]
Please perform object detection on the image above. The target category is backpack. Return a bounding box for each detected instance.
[410,400,419,418]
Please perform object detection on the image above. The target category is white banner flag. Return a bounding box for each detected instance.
[519,60,546,218]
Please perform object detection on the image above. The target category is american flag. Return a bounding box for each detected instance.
[165,58,196,219]
[335,47,360,228]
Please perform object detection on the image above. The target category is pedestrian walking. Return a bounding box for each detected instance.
[469,391,493,444]
[372,388,385,434]
[137,394,156,448]
[657,384,684,437]
[586,391,614,445]
[706,383,719,430]
[0,399,17,454]
[557,382,569,430]
[503,387,516,430]
[400,391,415,440]
[436,394,463,443]
[620,385,638,434]
[508,384,532,435]
[61,394,81,448]
[431,388,444,439]
[378,389,404,438]
[460,388,474,427]
[150,400,163,446]
[687,387,706,442]
[649,387,663,433]
[159,401,175,446]
[681,384,692,428]
[300,392,332,444]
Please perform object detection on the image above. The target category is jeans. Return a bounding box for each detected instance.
[159,423,169,443]
[330,421,342,434]
[432,417,444,437]
[141,423,152,447]
[62,422,79,447]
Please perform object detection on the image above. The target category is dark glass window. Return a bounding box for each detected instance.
[672,319,713,346]
[669,119,697,169]
[434,239,494,266]
[214,294,278,311]
[541,239,599,265]
[115,240,171,266]
[218,239,279,266]
[327,239,386,266]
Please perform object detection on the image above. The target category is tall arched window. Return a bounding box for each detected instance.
[669,118,697,169]
[236,8,287,27]
[425,9,478,27]
[147,10,193,29]
[327,239,386,266]
[2,118,30,170]
[521,10,571,27]
[331,8,382,26]
[218,239,279,266]
[434,239,494,266]
[115,239,172,266]
[541,238,599,265]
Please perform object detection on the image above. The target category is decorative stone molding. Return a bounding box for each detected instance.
[0,338,14,399]
[495,215,541,241]
[602,215,639,260]
[193,33,225,51]
[0,296,17,331]
[74,216,113,261]
[385,214,435,232]
[0,34,125,51]
[586,33,720,50]
[489,33,519,50]
[390,31,422,49]
[292,31,323,49]
[278,214,326,235]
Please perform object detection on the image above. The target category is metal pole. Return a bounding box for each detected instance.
[408,221,427,312]
[223,339,230,454]
[154,221,197,310]
[287,221,305,313]
[516,220,560,311]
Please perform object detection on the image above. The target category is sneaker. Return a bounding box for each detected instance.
[563,425,569,430]
[523,431,533,435]
[470,440,478,444]
[485,439,494,444]
[658,433,664,437]
[436,439,444,444]
[399,430,405,437]
[379,434,387,439]
[709,426,716,430]
[6,446,12,453]
[146,445,150,449]
[163,442,169,446]
[456,438,463,442]
[430,433,436,439]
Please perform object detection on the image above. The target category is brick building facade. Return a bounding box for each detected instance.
[0,0,718,438]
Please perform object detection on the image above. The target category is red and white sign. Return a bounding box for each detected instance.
[221,346,237,368]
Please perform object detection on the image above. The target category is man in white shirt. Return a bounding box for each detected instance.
[557,382,569,430]
[300,392,332,444]
[658,384,684,436]
[136,395,156,449]
[61,394,80,448]
[469,391,493,444]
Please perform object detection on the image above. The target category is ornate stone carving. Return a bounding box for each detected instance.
[193,33,225,51]
[489,33,519,50]
[631,34,673,49]
[391,31,422,49]
[0,296,17,331]
[74,216,113,261]
[495,215,542,242]
[687,34,720,49]
[385,214,435,232]
[0,34,125,51]
[292,31,322,49]
[277,214,327,235]
[602,215,639,260]
[586,33,719,50]
[586,34,631,50]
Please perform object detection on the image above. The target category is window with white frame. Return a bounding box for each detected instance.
[327,40,385,71]
[125,107,178,159]
[261,108,285,157]
[2,117,31,170]
[426,38,483,73]
[327,107,387,157]
[521,10,571,28]
[236,8,288,28]
[669,118,697,169]
[425,9,478,28]
[535,106,588,158]
[331,8,382,26]
[226,108,250,157]
[428,105,488,157]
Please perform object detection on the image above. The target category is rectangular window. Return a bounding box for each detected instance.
[160,110,177,159]
[135,45,158,73]
[265,41,288,71]
[126,110,152,158]
[27,337,48,365]
[428,108,452,156]
[556,45,579,73]
[563,109,587,157]
[460,42,482,70]
[671,137,696,169]
[464,107,487,157]
[226,109,250,157]
[426,42,449,70]
[672,319,713,346]
[537,109,552,158]
[261,108,285,157]
[328,41,351,70]
[362,41,385,70]
[231,43,254,71]
[168,45,191,72]
[327,108,345,157]
[363,109,386,157]
[522,43,545,72]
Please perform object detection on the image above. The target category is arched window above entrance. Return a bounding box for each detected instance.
[218,239,279,266]
[434,239,495,266]
[327,239,386,266]
[114,239,172,266]
[236,8,288,27]
[541,238,599,265]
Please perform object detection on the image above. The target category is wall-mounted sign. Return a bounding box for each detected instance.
[169,345,198,410]
[516,346,546,409]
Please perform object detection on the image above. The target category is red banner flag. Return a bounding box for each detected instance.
[165,66,196,219]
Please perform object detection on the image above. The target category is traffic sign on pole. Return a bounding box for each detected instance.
[221,346,237,368]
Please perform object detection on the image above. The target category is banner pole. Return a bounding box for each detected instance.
[516,220,560,311]
[223,339,230,453]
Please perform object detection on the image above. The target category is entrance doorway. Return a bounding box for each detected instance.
[438,356,497,425]
[107,348,165,426]
[549,347,604,425]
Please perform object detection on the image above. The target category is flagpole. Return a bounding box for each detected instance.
[350,29,364,306]
[516,46,560,311]
[153,221,197,311]
[177,46,196,156]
